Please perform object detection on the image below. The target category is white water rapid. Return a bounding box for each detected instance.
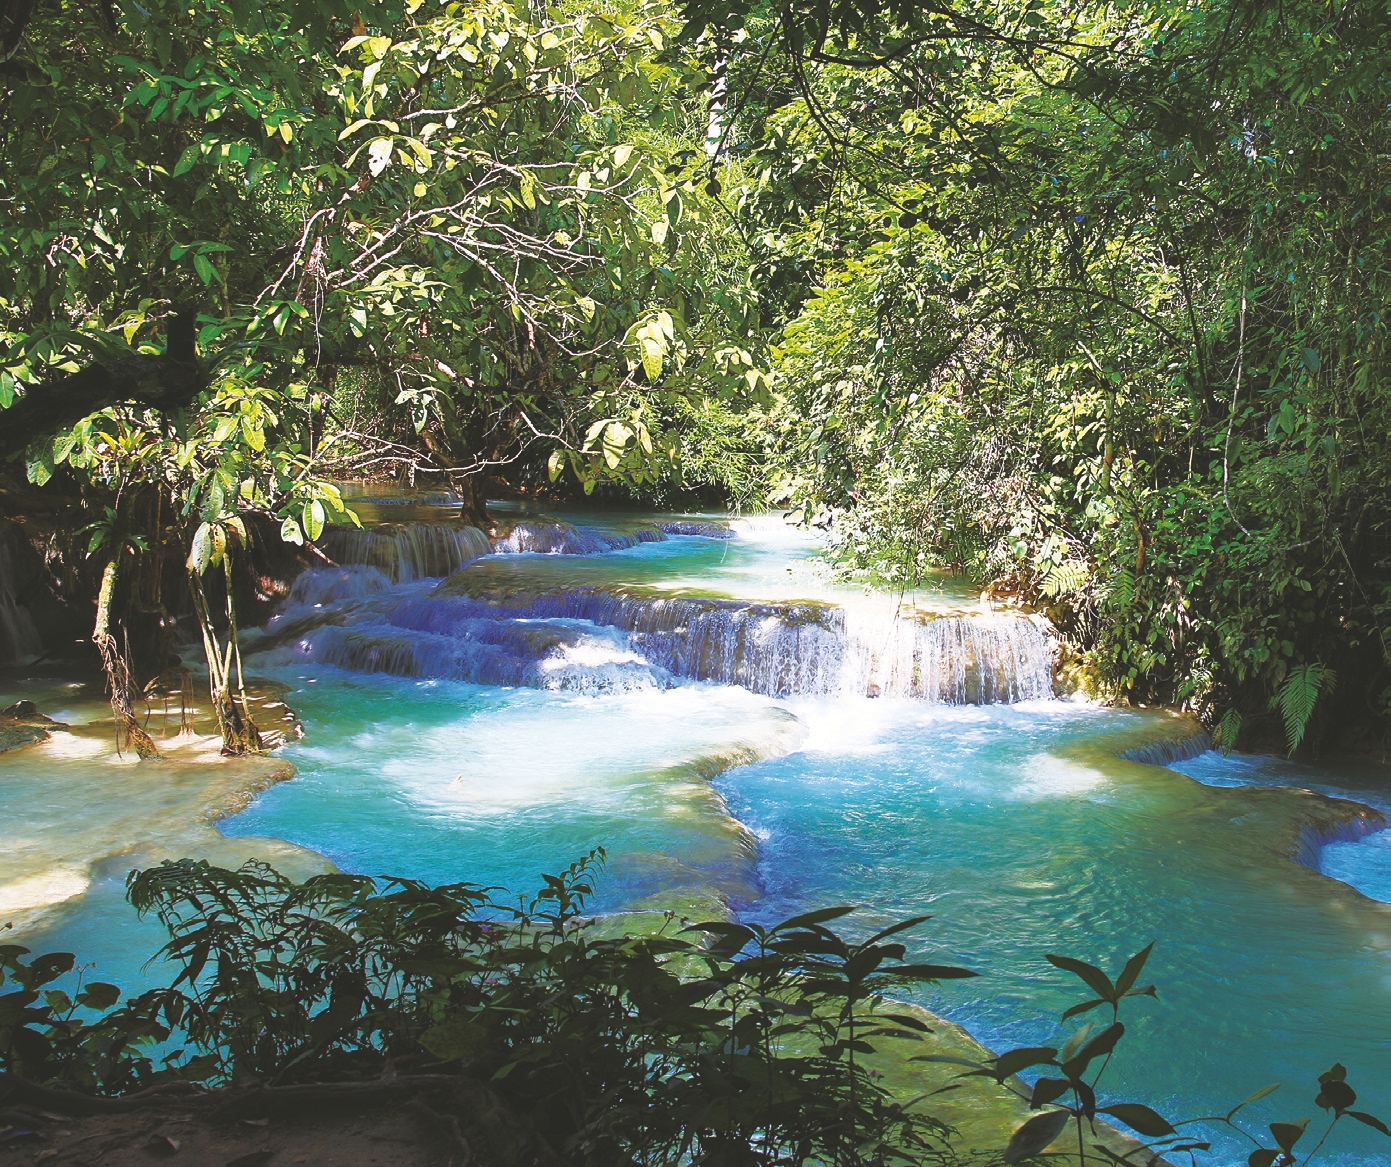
[261,516,1054,703]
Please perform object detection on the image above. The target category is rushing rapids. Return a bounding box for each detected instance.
[258,517,1055,703]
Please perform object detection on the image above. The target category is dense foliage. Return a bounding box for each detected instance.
[1,854,975,1165]
[2,0,1387,750]
[0,0,765,748]
[707,0,1391,752]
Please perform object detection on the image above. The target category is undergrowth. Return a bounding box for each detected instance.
[1,852,1385,1166]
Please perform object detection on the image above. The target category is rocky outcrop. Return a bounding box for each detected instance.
[0,700,66,753]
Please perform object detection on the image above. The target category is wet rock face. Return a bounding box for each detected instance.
[2,699,36,718]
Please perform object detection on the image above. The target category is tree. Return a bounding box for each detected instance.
[0,0,770,749]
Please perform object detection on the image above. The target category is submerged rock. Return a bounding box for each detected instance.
[0,722,51,752]
[0,700,67,753]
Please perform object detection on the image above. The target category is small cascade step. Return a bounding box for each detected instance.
[321,523,492,582]
[491,520,667,555]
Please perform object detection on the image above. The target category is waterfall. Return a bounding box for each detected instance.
[278,613,672,695]
[655,520,734,539]
[314,516,713,580]
[288,565,393,607]
[492,521,667,555]
[320,524,492,582]
[841,608,1056,703]
[268,578,1055,703]
[0,532,43,663]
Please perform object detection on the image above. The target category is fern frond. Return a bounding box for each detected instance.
[1106,568,1134,609]
[1042,561,1090,598]
[1271,663,1337,755]
[1213,708,1242,756]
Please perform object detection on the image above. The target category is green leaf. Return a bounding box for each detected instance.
[240,416,265,451]
[1004,1109,1071,1163]
[420,1015,490,1060]
[772,906,855,931]
[890,962,979,981]
[1096,1104,1175,1137]
[1046,954,1115,1002]
[42,989,72,1013]
[16,952,74,990]
[77,981,121,1011]
[26,451,53,486]
[1316,1079,1356,1112]
[281,516,303,546]
[173,145,200,176]
[1348,1111,1391,1136]
[1062,1022,1124,1078]
[1031,1077,1071,1107]
[1228,1082,1281,1120]
[1113,942,1154,997]
[304,499,325,541]
[188,523,212,574]
[1059,1022,1094,1064]
[995,1047,1058,1081]
[1269,1119,1308,1153]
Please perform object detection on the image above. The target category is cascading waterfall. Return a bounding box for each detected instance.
[320,524,492,582]
[287,564,393,607]
[263,574,1054,703]
[841,607,1056,703]
[492,521,667,555]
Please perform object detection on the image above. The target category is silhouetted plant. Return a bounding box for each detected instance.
[933,944,1390,1166]
[1,854,976,1166]
[2,864,1387,1165]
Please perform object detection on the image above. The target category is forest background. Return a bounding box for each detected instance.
[0,0,1387,756]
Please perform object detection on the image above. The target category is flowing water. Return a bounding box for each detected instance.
[5,502,1391,1164]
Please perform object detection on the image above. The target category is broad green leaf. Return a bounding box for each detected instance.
[1004,1109,1071,1163]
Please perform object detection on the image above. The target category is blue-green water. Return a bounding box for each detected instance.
[10,509,1391,1164]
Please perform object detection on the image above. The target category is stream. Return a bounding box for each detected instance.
[5,500,1391,1165]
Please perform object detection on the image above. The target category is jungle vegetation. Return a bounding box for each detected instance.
[0,0,1387,754]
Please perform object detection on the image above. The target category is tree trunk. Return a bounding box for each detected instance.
[93,559,159,759]
[454,473,493,531]
[187,562,261,756]
[0,309,205,460]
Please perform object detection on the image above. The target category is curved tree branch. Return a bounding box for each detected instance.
[1,309,206,460]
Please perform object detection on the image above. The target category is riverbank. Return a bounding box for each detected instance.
[0,664,329,943]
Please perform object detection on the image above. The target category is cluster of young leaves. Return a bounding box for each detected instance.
[3,853,974,1165]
